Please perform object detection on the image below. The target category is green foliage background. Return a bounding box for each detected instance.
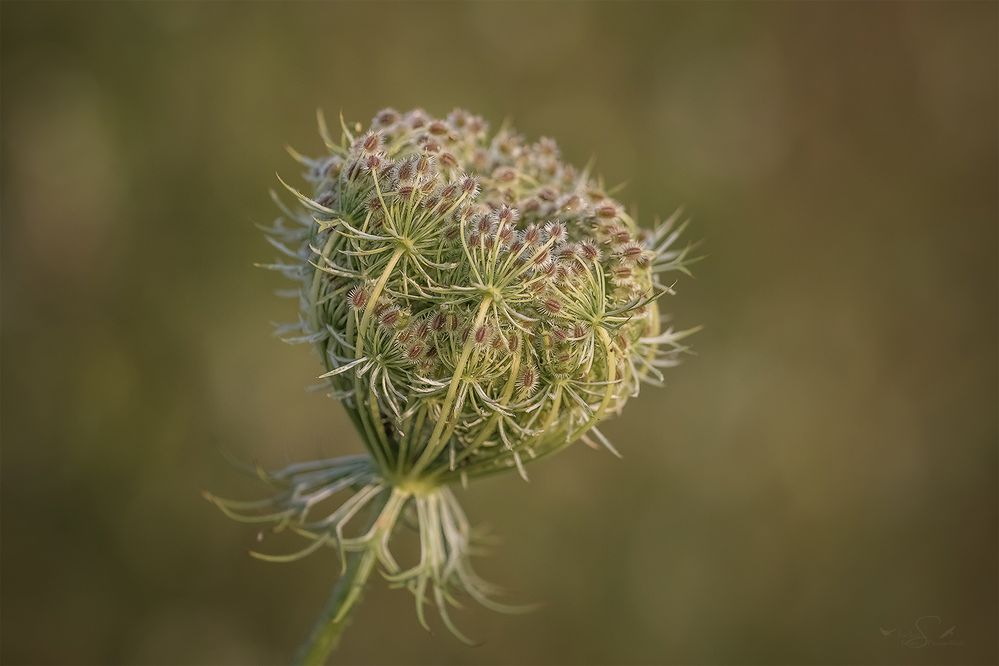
[2,2,996,664]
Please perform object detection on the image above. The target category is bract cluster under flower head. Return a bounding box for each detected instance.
[269,108,697,486]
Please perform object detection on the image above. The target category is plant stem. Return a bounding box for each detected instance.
[411,296,492,475]
[292,488,406,666]
[293,546,379,666]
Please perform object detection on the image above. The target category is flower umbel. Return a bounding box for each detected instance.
[207,108,699,664]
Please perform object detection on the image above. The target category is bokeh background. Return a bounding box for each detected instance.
[2,2,996,665]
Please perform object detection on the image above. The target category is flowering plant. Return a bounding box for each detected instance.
[207,108,698,664]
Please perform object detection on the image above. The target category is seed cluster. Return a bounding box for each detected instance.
[211,109,700,644]
[267,108,696,485]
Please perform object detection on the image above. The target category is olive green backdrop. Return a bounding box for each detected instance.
[2,2,996,665]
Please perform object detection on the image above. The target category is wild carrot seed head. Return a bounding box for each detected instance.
[268,107,698,483]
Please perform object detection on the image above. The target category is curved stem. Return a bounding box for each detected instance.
[293,546,379,666]
[411,297,492,475]
[293,488,407,666]
[355,247,405,360]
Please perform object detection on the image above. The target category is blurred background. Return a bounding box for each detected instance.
[2,2,996,665]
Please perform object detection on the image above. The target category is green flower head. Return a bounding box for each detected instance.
[209,107,698,661]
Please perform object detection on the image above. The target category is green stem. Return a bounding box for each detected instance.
[292,488,407,666]
[293,546,379,666]
[355,248,405,360]
[411,296,492,475]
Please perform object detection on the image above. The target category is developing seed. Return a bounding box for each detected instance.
[348,285,368,310]
[416,154,431,174]
[620,243,644,261]
[579,240,600,261]
[521,198,540,214]
[545,221,567,243]
[497,205,519,225]
[374,108,399,126]
[517,366,539,394]
[530,249,550,266]
[380,307,401,328]
[596,203,618,219]
[493,167,517,183]
[523,224,541,245]
[439,152,458,169]
[361,132,381,153]
[541,297,562,316]
[460,175,480,196]
[397,159,415,182]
